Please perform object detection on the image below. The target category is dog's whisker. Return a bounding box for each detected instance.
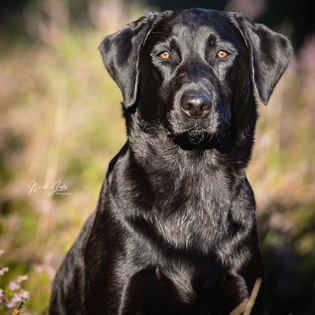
[221,115,231,127]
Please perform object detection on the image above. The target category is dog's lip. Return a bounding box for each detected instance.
[180,106,211,118]
[172,129,217,139]
[167,125,217,141]
[167,117,219,136]
[166,116,230,147]
[168,129,218,148]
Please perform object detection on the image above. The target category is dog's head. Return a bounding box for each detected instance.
[99,9,292,145]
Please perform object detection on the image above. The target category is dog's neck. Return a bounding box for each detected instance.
[126,120,253,179]
[104,136,256,254]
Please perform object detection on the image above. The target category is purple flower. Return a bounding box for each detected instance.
[0,249,30,310]
[17,274,28,283]
[11,293,23,304]
[9,281,21,291]
[5,291,29,309]
[0,267,9,277]
[0,289,5,304]
[6,299,17,309]
[21,290,29,299]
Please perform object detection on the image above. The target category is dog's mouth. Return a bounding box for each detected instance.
[175,128,213,142]
[173,133,214,150]
[167,126,217,149]
[169,127,235,151]
[165,114,232,150]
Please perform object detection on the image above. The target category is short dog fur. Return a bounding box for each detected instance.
[50,8,292,315]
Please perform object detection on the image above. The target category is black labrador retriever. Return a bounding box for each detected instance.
[50,8,292,315]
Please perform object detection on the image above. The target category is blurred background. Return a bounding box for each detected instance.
[0,0,314,314]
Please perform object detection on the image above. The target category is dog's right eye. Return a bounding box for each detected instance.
[158,51,170,60]
[217,50,230,59]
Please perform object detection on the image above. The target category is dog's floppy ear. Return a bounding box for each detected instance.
[99,12,157,108]
[231,12,293,105]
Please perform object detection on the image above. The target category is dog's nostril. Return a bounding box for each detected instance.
[180,93,212,117]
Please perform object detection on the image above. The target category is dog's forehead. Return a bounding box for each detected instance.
[151,9,241,44]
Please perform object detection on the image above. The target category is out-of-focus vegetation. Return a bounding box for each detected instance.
[0,0,314,314]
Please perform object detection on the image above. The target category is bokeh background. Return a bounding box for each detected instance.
[0,0,314,314]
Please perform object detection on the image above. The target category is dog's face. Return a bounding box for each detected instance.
[99,9,292,144]
[139,10,249,139]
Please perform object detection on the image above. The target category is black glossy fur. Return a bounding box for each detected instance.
[50,9,292,315]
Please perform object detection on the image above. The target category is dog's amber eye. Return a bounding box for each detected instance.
[158,51,170,60]
[217,50,229,59]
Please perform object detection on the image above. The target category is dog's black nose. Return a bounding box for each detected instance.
[180,92,212,117]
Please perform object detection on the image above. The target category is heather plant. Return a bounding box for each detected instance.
[0,250,29,313]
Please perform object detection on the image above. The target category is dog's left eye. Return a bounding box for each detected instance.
[217,50,230,59]
[158,51,170,60]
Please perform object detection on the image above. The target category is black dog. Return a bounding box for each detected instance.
[50,9,292,315]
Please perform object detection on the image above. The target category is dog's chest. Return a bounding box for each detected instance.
[148,175,233,251]
[151,202,229,251]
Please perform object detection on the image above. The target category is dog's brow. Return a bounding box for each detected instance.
[207,33,217,46]
[150,31,170,39]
